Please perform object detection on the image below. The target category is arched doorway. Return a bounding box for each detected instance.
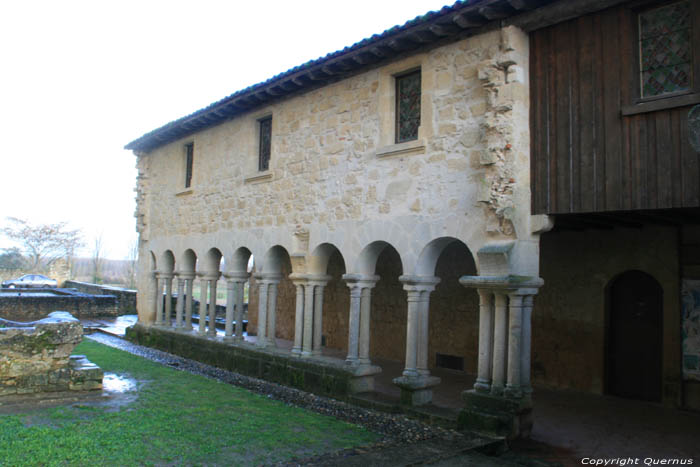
[607,270,663,402]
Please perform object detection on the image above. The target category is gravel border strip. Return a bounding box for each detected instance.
[86,332,480,465]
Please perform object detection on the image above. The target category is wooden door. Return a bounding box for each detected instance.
[607,270,663,402]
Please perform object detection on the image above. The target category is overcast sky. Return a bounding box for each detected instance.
[0,0,450,260]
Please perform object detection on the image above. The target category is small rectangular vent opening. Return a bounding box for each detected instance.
[436,353,464,371]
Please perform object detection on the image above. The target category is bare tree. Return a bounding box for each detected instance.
[91,233,106,284]
[2,217,83,272]
[125,238,139,289]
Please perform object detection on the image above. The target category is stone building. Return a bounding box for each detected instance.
[125,0,700,437]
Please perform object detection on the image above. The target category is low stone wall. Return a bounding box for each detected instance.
[0,289,118,321]
[0,312,103,395]
[125,324,353,398]
[63,281,136,315]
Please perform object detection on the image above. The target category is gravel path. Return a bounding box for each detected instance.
[86,332,497,466]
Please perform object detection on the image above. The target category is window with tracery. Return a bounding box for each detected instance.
[395,70,421,143]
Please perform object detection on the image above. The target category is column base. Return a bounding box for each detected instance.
[459,389,533,439]
[392,375,441,406]
[348,364,382,393]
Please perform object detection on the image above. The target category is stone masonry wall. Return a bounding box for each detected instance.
[63,280,137,315]
[536,225,680,406]
[0,291,118,321]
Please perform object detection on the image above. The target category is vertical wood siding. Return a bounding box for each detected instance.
[530,4,700,214]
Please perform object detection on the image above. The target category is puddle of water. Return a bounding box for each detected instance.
[102,373,137,393]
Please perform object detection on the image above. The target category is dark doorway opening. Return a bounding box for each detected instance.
[606,270,663,402]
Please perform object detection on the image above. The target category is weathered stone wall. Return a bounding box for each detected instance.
[134,26,541,327]
[64,280,137,315]
[0,259,71,287]
[536,225,681,406]
[0,290,118,321]
[0,312,103,395]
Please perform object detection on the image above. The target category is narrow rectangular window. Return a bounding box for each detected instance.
[639,1,692,98]
[184,143,194,188]
[395,69,421,143]
[258,116,272,171]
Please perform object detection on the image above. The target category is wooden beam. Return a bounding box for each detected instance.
[429,23,461,36]
[478,4,513,20]
[368,45,394,58]
[507,0,541,11]
[453,12,489,29]
[509,0,629,32]
[408,29,436,43]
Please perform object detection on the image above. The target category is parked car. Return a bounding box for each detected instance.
[1,274,57,288]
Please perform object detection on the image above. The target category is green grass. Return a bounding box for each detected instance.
[0,340,377,466]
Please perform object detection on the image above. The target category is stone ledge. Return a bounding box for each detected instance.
[375,139,426,158]
[244,171,274,184]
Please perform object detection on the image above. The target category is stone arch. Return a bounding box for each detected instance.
[367,243,405,365]
[262,245,290,274]
[202,247,223,274]
[426,239,479,375]
[160,250,175,273]
[230,247,253,274]
[415,237,476,277]
[309,243,348,352]
[355,241,404,275]
[149,251,157,271]
[180,249,197,273]
[250,245,295,343]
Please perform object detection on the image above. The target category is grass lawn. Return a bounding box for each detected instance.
[0,340,378,466]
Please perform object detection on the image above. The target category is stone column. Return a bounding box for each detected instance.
[234,279,247,340]
[358,277,379,365]
[302,282,315,356]
[521,295,534,395]
[505,293,524,398]
[289,274,308,355]
[491,292,508,396]
[402,288,421,378]
[309,275,331,356]
[224,278,236,339]
[149,270,158,325]
[345,283,362,364]
[416,283,439,377]
[256,276,269,347]
[163,273,174,326]
[174,274,185,328]
[198,275,209,335]
[154,273,164,326]
[266,278,281,347]
[184,274,195,329]
[474,289,494,393]
[206,274,220,337]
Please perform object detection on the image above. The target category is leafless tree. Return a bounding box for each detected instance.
[125,238,139,289]
[91,233,106,284]
[2,217,83,272]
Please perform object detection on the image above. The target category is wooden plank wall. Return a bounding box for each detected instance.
[530,3,700,215]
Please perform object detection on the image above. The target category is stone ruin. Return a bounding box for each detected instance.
[0,311,103,396]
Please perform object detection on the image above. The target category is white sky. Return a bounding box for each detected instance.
[0,0,450,260]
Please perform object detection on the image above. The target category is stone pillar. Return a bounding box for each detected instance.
[266,278,281,347]
[290,277,306,355]
[256,278,269,347]
[234,279,247,340]
[521,295,534,395]
[474,289,494,393]
[308,275,331,356]
[174,274,185,328]
[154,273,164,326]
[184,274,195,329]
[206,274,221,337]
[198,275,208,335]
[302,282,315,356]
[163,273,174,326]
[149,270,158,325]
[491,292,508,396]
[224,278,236,339]
[393,275,441,406]
[505,293,524,398]
[358,277,378,365]
[225,272,250,342]
[345,282,362,364]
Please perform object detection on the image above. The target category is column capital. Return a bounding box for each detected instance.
[175,271,196,280]
[201,272,222,281]
[399,275,440,293]
[155,271,174,280]
[254,272,283,284]
[223,271,250,283]
[307,274,332,287]
[459,274,543,293]
[342,273,379,289]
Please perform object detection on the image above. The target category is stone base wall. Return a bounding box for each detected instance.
[125,324,353,398]
[0,289,118,321]
[63,280,137,315]
[0,312,103,395]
